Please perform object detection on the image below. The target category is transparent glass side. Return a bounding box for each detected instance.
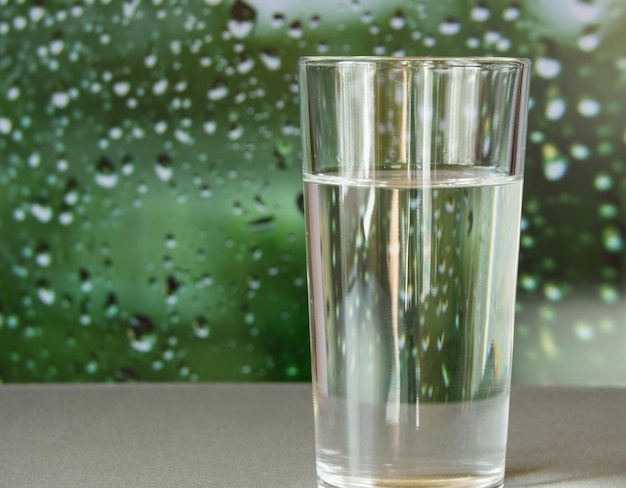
[299,58,530,181]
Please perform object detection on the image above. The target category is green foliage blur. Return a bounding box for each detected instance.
[0,0,624,384]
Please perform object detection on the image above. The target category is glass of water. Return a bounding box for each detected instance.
[299,57,531,488]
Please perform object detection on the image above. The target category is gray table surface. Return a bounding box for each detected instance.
[1,384,624,487]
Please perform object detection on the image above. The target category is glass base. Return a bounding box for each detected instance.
[317,473,504,488]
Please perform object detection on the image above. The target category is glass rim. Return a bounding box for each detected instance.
[298,56,531,69]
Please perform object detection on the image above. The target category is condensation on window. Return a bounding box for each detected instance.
[0,0,624,384]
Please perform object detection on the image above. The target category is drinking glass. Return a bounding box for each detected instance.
[299,57,531,488]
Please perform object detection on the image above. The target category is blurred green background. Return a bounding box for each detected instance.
[0,0,624,385]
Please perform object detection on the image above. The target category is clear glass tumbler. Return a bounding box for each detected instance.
[299,57,531,488]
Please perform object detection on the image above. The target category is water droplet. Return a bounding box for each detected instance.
[196,273,213,288]
[288,20,303,39]
[198,183,211,198]
[577,96,600,117]
[165,234,176,249]
[545,97,566,120]
[155,154,174,182]
[598,203,617,219]
[109,125,124,140]
[128,315,157,353]
[166,275,181,305]
[599,284,619,303]
[95,157,118,188]
[64,178,80,205]
[113,80,131,97]
[57,158,69,171]
[260,49,281,71]
[251,246,262,261]
[481,30,500,46]
[603,227,623,252]
[541,144,568,180]
[208,78,229,100]
[471,5,490,22]
[390,10,405,30]
[578,31,600,52]
[0,117,12,134]
[253,195,266,212]
[13,15,28,31]
[285,365,299,378]
[574,322,594,341]
[121,155,134,175]
[594,173,612,191]
[37,280,56,305]
[310,14,321,29]
[423,36,436,48]
[31,199,53,223]
[51,91,70,108]
[228,123,243,140]
[271,12,285,28]
[192,315,211,339]
[59,208,74,225]
[13,207,26,221]
[122,0,140,18]
[544,159,568,181]
[145,53,158,68]
[439,18,460,36]
[236,52,254,74]
[544,283,563,301]
[30,5,45,22]
[152,78,168,96]
[496,37,511,52]
[7,84,21,101]
[79,268,92,293]
[520,274,538,291]
[247,275,261,290]
[85,359,98,374]
[105,293,119,317]
[228,0,256,39]
[317,41,329,53]
[35,243,52,267]
[535,57,561,79]
[6,315,19,330]
[174,128,194,144]
[502,5,520,21]
[248,215,275,232]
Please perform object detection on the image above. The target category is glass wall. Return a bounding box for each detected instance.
[1,0,624,384]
